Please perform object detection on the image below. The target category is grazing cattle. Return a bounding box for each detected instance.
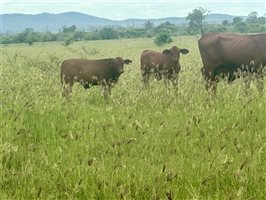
[140,46,189,89]
[61,57,132,98]
[198,33,266,93]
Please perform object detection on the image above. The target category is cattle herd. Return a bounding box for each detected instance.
[61,32,266,98]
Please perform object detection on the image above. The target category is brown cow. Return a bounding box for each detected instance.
[140,46,189,89]
[61,57,132,98]
[198,33,266,93]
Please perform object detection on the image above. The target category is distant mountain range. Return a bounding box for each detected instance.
[0,12,247,33]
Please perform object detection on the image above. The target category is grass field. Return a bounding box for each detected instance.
[0,37,265,199]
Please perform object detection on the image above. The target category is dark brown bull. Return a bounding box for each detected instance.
[61,57,132,98]
[140,46,189,89]
[198,33,266,93]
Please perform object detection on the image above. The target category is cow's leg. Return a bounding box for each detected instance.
[228,69,235,83]
[256,73,264,95]
[241,64,252,96]
[102,84,111,100]
[141,65,151,86]
[142,72,150,86]
[210,66,227,95]
[202,67,215,93]
[204,74,217,95]
[62,84,73,99]
[82,82,91,89]
[155,72,162,81]
[103,87,111,100]
[210,80,217,95]
[243,74,252,93]
[163,75,171,94]
[164,78,169,89]
[205,75,217,96]
[171,74,179,93]
[62,78,73,98]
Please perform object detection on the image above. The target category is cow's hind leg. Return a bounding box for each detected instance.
[82,83,91,89]
[243,74,252,96]
[203,72,217,96]
[256,72,264,95]
[142,73,150,87]
[208,79,217,95]
[202,67,216,94]
[103,87,111,100]
[141,65,150,87]
[102,83,112,101]
[62,78,73,99]
[62,84,73,99]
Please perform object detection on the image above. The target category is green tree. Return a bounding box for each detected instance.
[235,22,248,33]
[257,16,266,24]
[232,17,243,24]
[124,28,146,38]
[208,24,227,33]
[62,36,74,46]
[246,11,258,23]
[154,22,177,34]
[16,28,35,44]
[62,25,76,33]
[144,21,154,37]
[186,7,208,35]
[98,27,119,40]
[222,20,229,26]
[144,21,154,29]
[154,33,173,46]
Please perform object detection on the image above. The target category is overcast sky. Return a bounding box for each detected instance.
[1,0,266,20]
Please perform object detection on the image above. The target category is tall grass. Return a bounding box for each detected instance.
[0,37,265,199]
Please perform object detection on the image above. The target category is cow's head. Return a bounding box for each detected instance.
[115,57,132,74]
[163,46,189,63]
[163,46,189,60]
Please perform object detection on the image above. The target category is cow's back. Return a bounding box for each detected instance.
[199,33,266,68]
[140,50,169,69]
[61,58,118,84]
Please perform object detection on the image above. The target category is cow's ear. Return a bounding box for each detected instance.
[124,59,132,65]
[180,48,189,54]
[163,49,171,55]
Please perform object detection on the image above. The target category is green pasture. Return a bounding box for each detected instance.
[0,37,265,199]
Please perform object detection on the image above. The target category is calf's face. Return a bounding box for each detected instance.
[162,46,189,68]
[163,46,189,72]
[114,57,132,74]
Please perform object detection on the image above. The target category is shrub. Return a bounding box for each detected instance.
[62,38,73,46]
[98,27,119,40]
[154,33,173,46]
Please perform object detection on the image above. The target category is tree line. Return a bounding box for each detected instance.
[1,9,265,46]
